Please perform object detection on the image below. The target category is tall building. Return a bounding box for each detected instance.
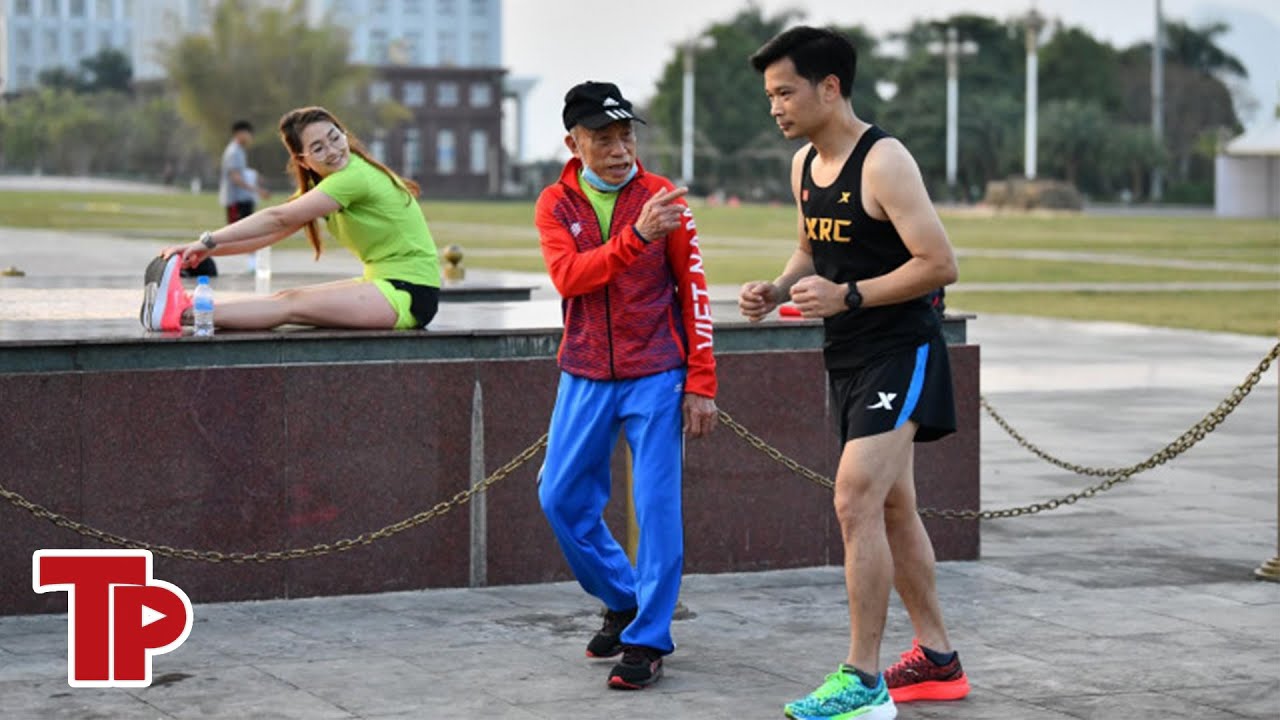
[1,0,131,94]
[0,0,203,95]
[0,0,528,196]
[306,0,501,68]
[130,0,207,82]
[304,0,508,196]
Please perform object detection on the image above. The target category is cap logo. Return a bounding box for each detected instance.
[604,109,633,120]
[602,97,620,107]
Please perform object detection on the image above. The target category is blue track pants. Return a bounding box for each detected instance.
[538,368,685,654]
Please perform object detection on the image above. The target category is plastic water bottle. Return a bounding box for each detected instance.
[254,246,272,295]
[193,276,215,337]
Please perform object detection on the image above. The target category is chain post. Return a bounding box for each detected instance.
[1256,325,1280,582]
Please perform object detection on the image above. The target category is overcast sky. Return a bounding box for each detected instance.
[503,0,1280,162]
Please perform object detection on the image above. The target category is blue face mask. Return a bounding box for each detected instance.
[581,163,637,193]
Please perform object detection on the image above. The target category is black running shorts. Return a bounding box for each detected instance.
[828,334,956,444]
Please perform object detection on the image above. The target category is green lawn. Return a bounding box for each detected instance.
[948,290,1279,338]
[0,191,222,235]
[2,190,1277,335]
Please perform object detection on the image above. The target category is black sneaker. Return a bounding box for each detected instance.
[586,607,636,658]
[607,645,663,689]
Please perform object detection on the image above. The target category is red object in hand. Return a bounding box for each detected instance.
[779,304,802,318]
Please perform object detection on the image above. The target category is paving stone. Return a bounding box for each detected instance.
[2,277,1277,717]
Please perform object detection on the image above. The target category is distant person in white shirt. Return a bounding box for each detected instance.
[200,120,270,277]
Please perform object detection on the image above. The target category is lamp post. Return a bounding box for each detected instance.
[1151,0,1165,201]
[1023,8,1046,180]
[680,35,715,187]
[928,27,978,199]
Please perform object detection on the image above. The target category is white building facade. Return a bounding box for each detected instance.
[1,0,207,94]
[2,0,499,94]
[1,0,524,196]
[2,0,131,93]
[302,0,516,196]
[306,0,501,68]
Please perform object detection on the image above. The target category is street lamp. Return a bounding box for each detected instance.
[928,27,978,198]
[680,34,715,188]
[1152,0,1165,201]
[1023,8,1046,180]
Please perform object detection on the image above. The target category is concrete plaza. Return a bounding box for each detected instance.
[0,224,1277,718]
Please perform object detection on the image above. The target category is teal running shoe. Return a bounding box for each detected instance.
[784,667,897,720]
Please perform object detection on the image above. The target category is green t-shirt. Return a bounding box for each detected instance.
[315,154,439,287]
[578,171,619,240]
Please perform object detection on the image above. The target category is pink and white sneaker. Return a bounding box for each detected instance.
[140,254,192,331]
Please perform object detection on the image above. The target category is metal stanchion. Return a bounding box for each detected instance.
[623,440,638,564]
[1256,323,1280,582]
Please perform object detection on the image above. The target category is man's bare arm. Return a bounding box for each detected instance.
[856,140,958,308]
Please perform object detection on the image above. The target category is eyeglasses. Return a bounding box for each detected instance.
[302,128,348,159]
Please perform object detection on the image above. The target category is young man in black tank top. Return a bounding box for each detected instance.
[741,27,969,720]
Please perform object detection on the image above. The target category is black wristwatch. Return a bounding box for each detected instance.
[198,231,217,250]
[843,283,863,312]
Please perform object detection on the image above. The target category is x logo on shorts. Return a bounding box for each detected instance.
[867,392,897,410]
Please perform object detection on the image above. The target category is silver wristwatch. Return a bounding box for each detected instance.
[198,231,217,249]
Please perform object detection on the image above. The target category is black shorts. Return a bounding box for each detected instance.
[385,279,439,329]
[225,201,255,223]
[828,334,956,444]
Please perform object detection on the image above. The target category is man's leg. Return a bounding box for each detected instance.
[885,451,952,652]
[834,420,919,674]
[538,374,636,611]
[880,449,969,702]
[617,368,685,654]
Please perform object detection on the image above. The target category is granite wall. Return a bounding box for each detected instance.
[0,346,978,615]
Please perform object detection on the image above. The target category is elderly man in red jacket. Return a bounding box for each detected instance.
[534,81,718,691]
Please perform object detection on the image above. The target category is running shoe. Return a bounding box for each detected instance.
[139,255,167,330]
[140,254,191,332]
[586,606,637,658]
[607,644,662,690]
[784,668,897,719]
[884,639,970,703]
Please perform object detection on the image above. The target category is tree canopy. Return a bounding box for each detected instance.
[157,0,383,172]
[644,9,1246,203]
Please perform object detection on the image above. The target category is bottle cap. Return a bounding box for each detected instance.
[197,276,210,285]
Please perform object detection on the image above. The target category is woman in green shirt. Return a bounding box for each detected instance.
[141,106,440,331]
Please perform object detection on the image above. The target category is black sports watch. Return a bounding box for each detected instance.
[198,231,217,250]
[843,282,863,312]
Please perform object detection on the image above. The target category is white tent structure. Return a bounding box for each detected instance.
[1215,118,1280,218]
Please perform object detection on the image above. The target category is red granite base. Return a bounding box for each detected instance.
[1,346,978,615]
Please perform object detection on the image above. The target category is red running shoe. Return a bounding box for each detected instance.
[141,254,192,332]
[885,638,970,702]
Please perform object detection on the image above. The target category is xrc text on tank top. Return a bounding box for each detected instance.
[800,125,939,370]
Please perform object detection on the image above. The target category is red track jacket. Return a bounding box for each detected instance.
[535,158,716,399]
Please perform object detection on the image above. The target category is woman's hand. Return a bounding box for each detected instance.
[160,242,209,269]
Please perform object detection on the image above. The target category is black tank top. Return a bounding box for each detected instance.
[801,125,939,369]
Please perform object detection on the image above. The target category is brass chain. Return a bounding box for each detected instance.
[720,341,1279,520]
[716,412,834,490]
[0,435,547,563]
[980,341,1278,480]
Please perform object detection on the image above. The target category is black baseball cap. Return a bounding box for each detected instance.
[562,81,646,131]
